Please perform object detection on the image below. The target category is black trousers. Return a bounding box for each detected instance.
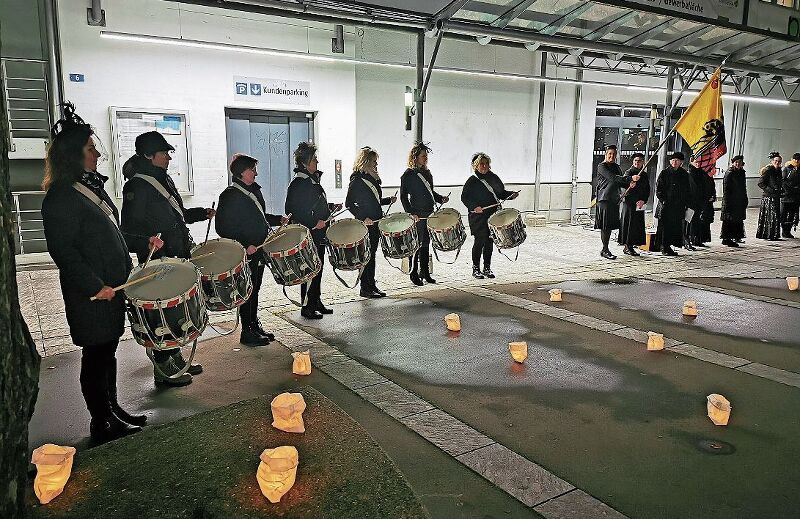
[361,225,381,290]
[301,244,326,308]
[471,228,493,268]
[782,202,799,228]
[80,340,118,421]
[241,256,264,329]
[413,220,431,276]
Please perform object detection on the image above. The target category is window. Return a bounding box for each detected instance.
[759,0,795,9]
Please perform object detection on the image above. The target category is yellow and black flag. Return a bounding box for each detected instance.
[674,68,727,173]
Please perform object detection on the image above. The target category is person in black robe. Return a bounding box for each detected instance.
[695,168,717,246]
[216,154,288,346]
[685,158,708,251]
[781,152,800,238]
[653,151,690,256]
[756,151,783,241]
[400,143,448,286]
[720,155,748,247]
[285,142,342,319]
[345,146,395,298]
[594,144,636,260]
[617,152,649,256]
[461,152,518,278]
[41,103,145,442]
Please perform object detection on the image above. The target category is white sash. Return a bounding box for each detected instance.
[416,171,436,204]
[361,177,381,203]
[132,173,185,222]
[232,182,266,215]
[476,174,500,204]
[72,182,119,228]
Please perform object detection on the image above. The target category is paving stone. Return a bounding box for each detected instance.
[400,409,495,457]
[457,443,575,507]
[562,314,626,332]
[736,363,800,388]
[668,343,750,369]
[534,489,629,519]
[355,381,435,420]
[318,358,387,390]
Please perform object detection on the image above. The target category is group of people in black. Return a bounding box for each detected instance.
[595,145,800,258]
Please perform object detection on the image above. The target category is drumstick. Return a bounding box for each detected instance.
[470,191,520,213]
[203,201,216,245]
[190,251,215,261]
[142,232,161,269]
[90,271,160,301]
[383,190,399,216]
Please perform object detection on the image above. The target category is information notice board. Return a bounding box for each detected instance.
[109,107,194,198]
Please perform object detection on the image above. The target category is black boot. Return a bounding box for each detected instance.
[315,301,333,314]
[241,325,270,346]
[90,413,141,444]
[472,265,484,279]
[410,255,423,286]
[301,306,322,319]
[107,356,147,427]
[82,355,141,442]
[253,320,275,341]
[783,224,795,239]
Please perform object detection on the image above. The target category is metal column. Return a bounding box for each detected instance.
[415,31,424,143]
[653,65,675,213]
[43,0,64,122]
[569,68,582,223]
[533,52,546,214]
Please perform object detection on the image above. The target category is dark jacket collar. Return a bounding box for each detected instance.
[351,170,381,185]
[294,166,321,182]
[233,177,261,192]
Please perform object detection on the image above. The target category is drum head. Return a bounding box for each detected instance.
[126,258,198,302]
[428,208,461,230]
[378,213,414,233]
[263,225,308,254]
[327,218,368,245]
[488,208,521,227]
[191,238,245,275]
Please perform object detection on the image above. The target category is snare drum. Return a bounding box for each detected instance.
[262,224,321,286]
[190,238,252,311]
[488,208,527,249]
[378,213,419,259]
[326,218,371,271]
[126,257,208,350]
[427,208,466,252]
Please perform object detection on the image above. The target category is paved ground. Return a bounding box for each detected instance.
[21,208,800,518]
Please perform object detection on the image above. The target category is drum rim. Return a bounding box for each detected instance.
[378,213,414,236]
[191,237,247,280]
[488,207,522,229]
[126,257,202,305]
[262,224,312,257]
[326,217,369,246]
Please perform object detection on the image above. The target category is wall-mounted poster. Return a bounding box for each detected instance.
[109,107,194,198]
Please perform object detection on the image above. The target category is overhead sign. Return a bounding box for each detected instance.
[626,0,744,24]
[234,76,311,105]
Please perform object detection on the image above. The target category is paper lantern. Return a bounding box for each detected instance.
[549,289,562,302]
[508,341,528,363]
[682,300,698,316]
[787,276,799,291]
[291,351,312,375]
[444,313,461,332]
[257,446,299,503]
[707,393,731,426]
[271,392,306,433]
[647,332,665,351]
[31,444,76,504]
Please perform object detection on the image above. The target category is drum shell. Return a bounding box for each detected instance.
[488,209,527,249]
[326,219,371,271]
[262,224,322,286]
[378,213,420,259]
[427,209,466,252]
[191,238,253,311]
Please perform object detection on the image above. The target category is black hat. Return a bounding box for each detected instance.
[768,151,781,160]
[631,152,645,160]
[670,151,685,161]
[732,155,744,163]
[135,131,174,156]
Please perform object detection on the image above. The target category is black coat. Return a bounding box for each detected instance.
[687,166,708,212]
[461,171,514,234]
[121,156,208,263]
[782,164,800,204]
[700,172,717,223]
[285,167,332,243]
[621,166,650,206]
[654,166,690,247]
[345,171,392,221]
[595,162,630,204]
[758,165,783,198]
[216,179,283,250]
[721,167,748,221]
[42,179,133,347]
[400,167,445,217]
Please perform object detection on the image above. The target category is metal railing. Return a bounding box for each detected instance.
[1,58,51,154]
[12,191,47,255]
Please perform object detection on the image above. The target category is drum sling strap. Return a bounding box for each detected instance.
[72,182,120,228]
[416,171,437,207]
[477,174,501,205]
[361,177,382,203]
[133,174,185,223]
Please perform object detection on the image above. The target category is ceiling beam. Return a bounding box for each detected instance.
[491,0,539,29]
[433,0,471,23]
[540,3,593,35]
[660,26,712,52]
[584,11,637,41]
[729,37,779,60]
[624,18,674,47]
[759,44,800,65]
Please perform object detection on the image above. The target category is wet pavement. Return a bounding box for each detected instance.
[685,277,800,303]
[287,289,800,519]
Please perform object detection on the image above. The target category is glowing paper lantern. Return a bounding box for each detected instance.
[271,392,307,433]
[549,289,562,302]
[647,332,665,351]
[444,313,461,332]
[291,351,312,375]
[787,276,799,291]
[257,446,299,503]
[508,341,528,363]
[707,393,731,426]
[31,444,76,504]
[682,300,698,317]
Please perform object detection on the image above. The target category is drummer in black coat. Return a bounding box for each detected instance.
[617,152,650,256]
[400,142,449,286]
[41,104,146,443]
[345,146,395,298]
[595,145,637,260]
[121,131,213,387]
[216,154,288,346]
[653,152,690,256]
[461,152,517,279]
[285,142,342,319]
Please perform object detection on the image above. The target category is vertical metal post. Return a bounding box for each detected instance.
[415,31,424,143]
[654,65,675,213]
[569,68,583,223]
[44,0,64,123]
[533,52,546,214]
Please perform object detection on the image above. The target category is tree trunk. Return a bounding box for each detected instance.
[0,20,42,517]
